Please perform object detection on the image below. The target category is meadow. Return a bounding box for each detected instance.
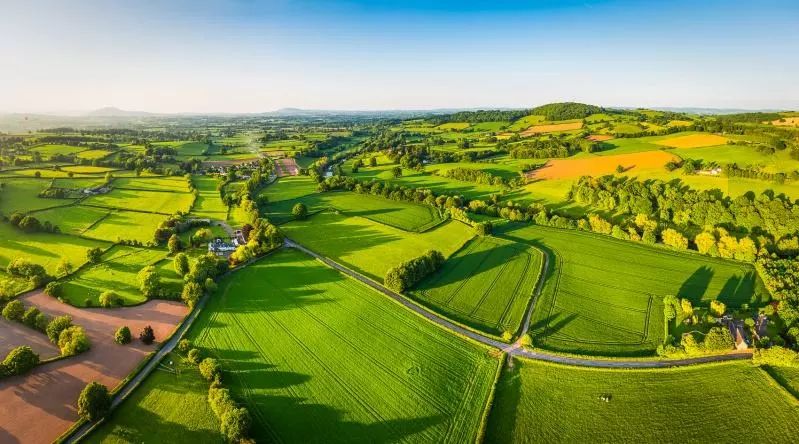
[30,144,87,157]
[498,223,764,356]
[485,358,799,443]
[59,245,169,306]
[32,205,110,236]
[189,175,228,220]
[281,211,474,281]
[188,248,500,443]
[0,178,75,214]
[114,176,191,192]
[81,210,167,243]
[84,188,194,214]
[85,353,223,444]
[410,236,542,336]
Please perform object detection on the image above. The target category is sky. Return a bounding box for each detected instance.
[1,0,798,113]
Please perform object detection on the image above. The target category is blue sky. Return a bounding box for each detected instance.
[1,0,798,113]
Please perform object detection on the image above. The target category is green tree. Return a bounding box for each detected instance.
[188,348,202,364]
[77,382,111,421]
[221,407,251,443]
[181,281,203,308]
[292,202,308,220]
[86,247,103,264]
[99,290,121,308]
[2,346,39,376]
[177,338,191,354]
[21,306,41,328]
[137,265,162,298]
[199,357,222,381]
[2,300,24,322]
[174,252,190,276]
[167,234,182,254]
[46,315,73,343]
[58,325,91,356]
[391,166,402,178]
[114,326,131,345]
[56,258,73,276]
[139,325,155,345]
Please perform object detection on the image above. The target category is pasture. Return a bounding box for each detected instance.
[655,133,728,148]
[507,115,546,131]
[281,211,474,281]
[32,205,110,236]
[410,236,542,336]
[114,176,191,192]
[60,165,115,174]
[30,144,85,157]
[84,188,194,214]
[0,178,75,214]
[189,175,228,220]
[485,359,799,443]
[59,245,169,306]
[85,352,223,444]
[76,149,113,160]
[498,223,764,356]
[436,122,470,130]
[81,210,167,243]
[188,248,500,443]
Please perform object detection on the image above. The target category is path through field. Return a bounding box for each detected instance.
[0,291,187,444]
[275,157,299,176]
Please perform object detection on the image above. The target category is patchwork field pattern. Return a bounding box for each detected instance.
[486,359,799,443]
[189,249,500,443]
[410,236,542,336]
[499,224,763,356]
[281,211,474,281]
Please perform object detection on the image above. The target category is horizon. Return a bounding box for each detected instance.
[2,0,799,113]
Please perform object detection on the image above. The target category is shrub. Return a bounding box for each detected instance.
[77,382,111,421]
[46,315,73,343]
[710,300,727,317]
[137,266,162,298]
[221,407,251,442]
[188,348,202,364]
[33,312,49,332]
[99,290,122,308]
[139,325,155,345]
[703,326,734,352]
[384,250,444,292]
[58,325,91,356]
[501,331,513,342]
[199,358,222,381]
[292,202,308,220]
[167,234,182,254]
[21,306,41,328]
[114,326,131,345]
[44,281,62,297]
[181,282,203,308]
[2,300,25,322]
[177,338,191,354]
[753,346,799,367]
[2,346,39,376]
[208,387,235,417]
[86,247,103,264]
[474,221,492,236]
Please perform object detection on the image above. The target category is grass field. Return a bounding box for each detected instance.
[520,121,583,136]
[84,188,194,214]
[86,352,223,444]
[655,133,728,148]
[766,366,799,400]
[188,248,500,443]
[410,236,542,336]
[114,176,191,192]
[258,175,318,203]
[281,211,474,281]
[81,210,167,243]
[76,149,113,160]
[60,165,115,174]
[59,245,169,306]
[507,115,546,131]
[0,178,75,214]
[485,358,799,443]
[436,122,470,130]
[32,205,110,236]
[189,175,227,220]
[0,222,109,276]
[498,223,765,356]
[30,144,86,157]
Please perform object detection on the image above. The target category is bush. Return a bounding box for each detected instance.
[58,325,91,356]
[384,250,444,292]
[178,338,191,354]
[221,407,251,442]
[44,281,61,297]
[2,300,25,322]
[174,252,190,276]
[77,382,111,421]
[46,315,73,343]
[86,247,103,264]
[99,290,122,308]
[181,281,203,308]
[167,234,182,254]
[21,306,41,328]
[2,346,39,376]
[139,325,155,345]
[474,221,493,236]
[114,326,131,345]
[753,346,799,367]
[188,348,202,364]
[291,202,308,220]
[199,358,222,381]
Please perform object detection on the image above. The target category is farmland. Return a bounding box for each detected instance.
[84,188,194,214]
[281,211,474,281]
[485,358,799,443]
[187,248,500,443]
[189,175,228,220]
[498,223,764,356]
[410,236,542,336]
[529,150,678,180]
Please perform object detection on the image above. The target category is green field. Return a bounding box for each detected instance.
[0,222,109,276]
[281,211,474,281]
[114,176,191,192]
[30,144,86,157]
[32,205,110,236]
[0,178,75,214]
[189,175,227,220]
[86,353,223,444]
[766,366,799,400]
[188,248,500,443]
[76,149,113,160]
[84,188,194,214]
[410,236,542,336]
[59,245,170,306]
[258,175,318,203]
[81,210,167,243]
[498,223,764,356]
[486,358,799,443]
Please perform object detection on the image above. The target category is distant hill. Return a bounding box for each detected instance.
[85,107,152,117]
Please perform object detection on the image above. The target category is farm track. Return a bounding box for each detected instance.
[284,238,754,369]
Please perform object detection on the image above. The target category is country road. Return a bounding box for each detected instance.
[284,238,754,369]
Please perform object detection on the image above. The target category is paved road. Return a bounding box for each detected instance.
[284,238,754,369]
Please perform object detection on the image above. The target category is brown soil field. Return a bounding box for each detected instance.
[521,121,583,137]
[770,117,799,126]
[276,157,299,176]
[586,134,614,142]
[0,291,187,444]
[654,133,728,148]
[0,318,60,359]
[529,150,678,180]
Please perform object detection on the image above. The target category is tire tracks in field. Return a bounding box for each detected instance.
[284,238,754,369]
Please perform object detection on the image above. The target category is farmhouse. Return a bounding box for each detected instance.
[208,238,237,257]
[727,319,749,350]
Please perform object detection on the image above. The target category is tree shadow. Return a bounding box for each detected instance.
[716,272,758,306]
[677,266,714,303]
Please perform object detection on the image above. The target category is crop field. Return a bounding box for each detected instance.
[76,149,113,160]
[586,134,614,141]
[84,188,194,214]
[498,223,764,356]
[85,353,223,444]
[486,359,799,443]
[470,121,507,131]
[189,175,227,220]
[0,178,75,214]
[655,133,728,148]
[114,176,191,192]
[188,248,500,443]
[410,236,542,336]
[520,121,583,136]
[81,210,167,243]
[530,150,677,180]
[60,165,115,174]
[670,144,799,174]
[281,211,474,281]
[770,117,799,126]
[59,245,168,306]
[30,144,86,156]
[0,222,109,276]
[175,142,210,156]
[32,204,110,236]
[436,122,470,130]
[507,115,546,131]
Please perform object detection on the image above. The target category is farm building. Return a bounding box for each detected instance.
[208,238,237,257]
[727,319,749,350]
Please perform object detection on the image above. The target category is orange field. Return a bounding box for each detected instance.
[529,150,678,180]
[654,133,728,148]
[586,134,614,142]
[521,121,583,136]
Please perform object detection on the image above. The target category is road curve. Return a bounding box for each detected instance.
[284,238,754,369]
